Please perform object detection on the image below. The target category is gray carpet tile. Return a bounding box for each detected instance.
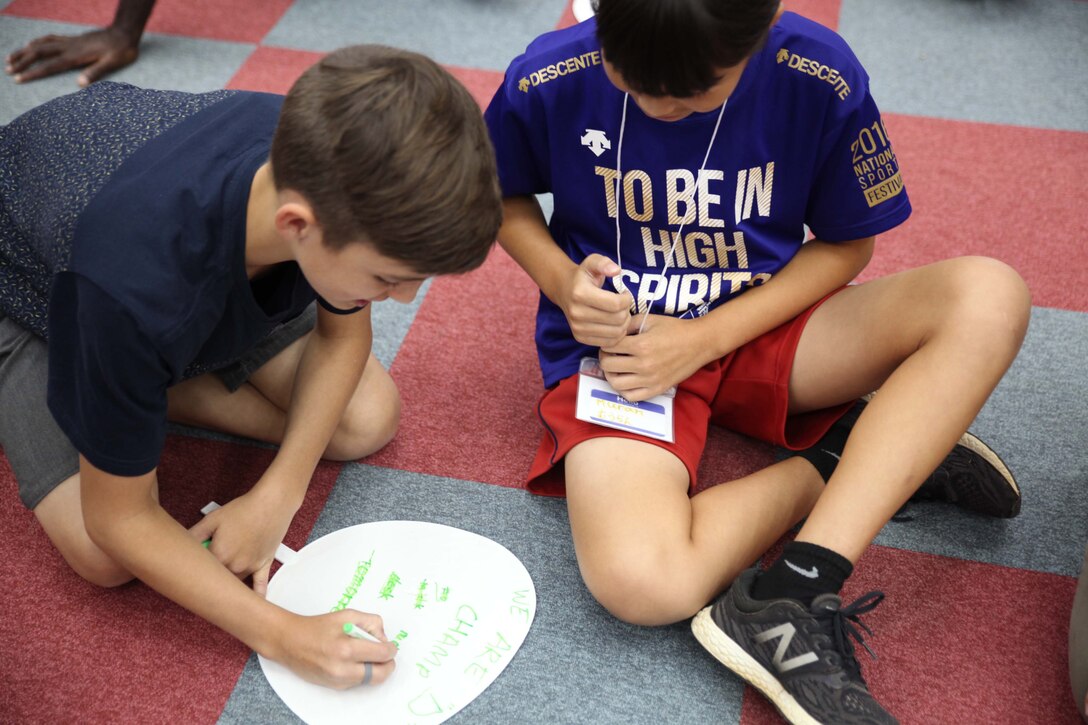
[219,466,748,725]
[262,0,568,71]
[839,0,1088,132]
[873,306,1088,575]
[0,17,254,124]
[370,278,433,370]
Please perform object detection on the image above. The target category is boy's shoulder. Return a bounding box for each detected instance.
[765,12,870,95]
[504,20,604,95]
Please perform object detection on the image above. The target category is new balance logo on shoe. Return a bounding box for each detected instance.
[753,622,819,673]
[784,559,820,579]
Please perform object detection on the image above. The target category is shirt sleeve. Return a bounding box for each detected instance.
[46,274,171,477]
[483,65,552,197]
[804,74,912,242]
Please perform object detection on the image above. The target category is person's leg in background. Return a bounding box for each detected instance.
[1071,541,1088,722]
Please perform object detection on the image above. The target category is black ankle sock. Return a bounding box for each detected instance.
[792,399,865,483]
[752,541,854,606]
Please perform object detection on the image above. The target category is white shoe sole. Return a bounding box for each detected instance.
[691,606,822,725]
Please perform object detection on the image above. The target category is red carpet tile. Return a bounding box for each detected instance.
[366,247,544,488]
[446,66,505,111]
[3,0,293,44]
[228,47,503,111]
[739,545,1081,724]
[0,435,342,723]
[226,45,322,95]
[784,0,842,30]
[862,114,1088,312]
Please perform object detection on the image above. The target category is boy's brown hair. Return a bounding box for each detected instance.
[271,45,501,275]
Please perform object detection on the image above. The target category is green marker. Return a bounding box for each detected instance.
[343,622,382,644]
[202,539,211,548]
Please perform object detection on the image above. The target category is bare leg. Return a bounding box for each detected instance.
[567,257,1029,627]
[167,332,401,461]
[566,437,823,625]
[33,472,160,587]
[788,257,1031,560]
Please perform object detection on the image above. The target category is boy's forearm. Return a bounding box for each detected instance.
[498,196,578,304]
[697,236,874,359]
[80,459,292,657]
[265,316,372,494]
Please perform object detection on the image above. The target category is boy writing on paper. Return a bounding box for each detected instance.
[0,45,501,688]
[483,1,1028,721]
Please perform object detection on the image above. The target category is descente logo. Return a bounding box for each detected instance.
[777,48,851,100]
[518,50,602,92]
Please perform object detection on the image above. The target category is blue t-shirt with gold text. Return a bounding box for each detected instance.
[484,13,912,388]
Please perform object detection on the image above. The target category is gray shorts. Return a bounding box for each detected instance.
[0,305,315,509]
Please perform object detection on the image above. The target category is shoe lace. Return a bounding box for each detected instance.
[813,591,885,681]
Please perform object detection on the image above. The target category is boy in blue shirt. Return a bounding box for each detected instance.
[0,45,501,689]
[484,1,1028,721]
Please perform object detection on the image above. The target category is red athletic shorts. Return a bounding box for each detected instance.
[526,289,852,497]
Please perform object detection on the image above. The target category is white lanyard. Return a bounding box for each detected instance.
[613,93,728,333]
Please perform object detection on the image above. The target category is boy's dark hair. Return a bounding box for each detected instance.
[594,0,780,98]
[271,45,501,275]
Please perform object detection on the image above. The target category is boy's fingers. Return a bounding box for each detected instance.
[581,253,621,286]
[14,56,78,83]
[10,36,65,65]
[348,611,390,642]
[252,561,271,598]
[188,516,217,544]
[80,58,115,86]
[355,658,396,687]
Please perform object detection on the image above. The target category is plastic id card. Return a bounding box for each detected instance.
[575,357,675,443]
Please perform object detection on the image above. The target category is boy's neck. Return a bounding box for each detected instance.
[245,162,293,278]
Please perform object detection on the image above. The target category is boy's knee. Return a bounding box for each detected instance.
[62,543,135,588]
[943,256,1031,340]
[579,546,704,625]
[324,388,401,461]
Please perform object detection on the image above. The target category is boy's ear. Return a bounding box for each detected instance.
[274,194,319,244]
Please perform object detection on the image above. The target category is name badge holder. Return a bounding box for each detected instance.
[575,357,676,443]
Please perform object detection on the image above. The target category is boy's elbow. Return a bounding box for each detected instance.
[848,235,876,269]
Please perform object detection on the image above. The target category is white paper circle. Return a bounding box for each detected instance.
[259,521,536,725]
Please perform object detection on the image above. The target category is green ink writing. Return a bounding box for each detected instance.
[407,689,443,716]
[464,631,512,682]
[509,589,532,622]
[436,584,450,602]
[415,579,427,610]
[378,571,401,600]
[393,630,409,649]
[330,552,375,612]
[414,604,479,678]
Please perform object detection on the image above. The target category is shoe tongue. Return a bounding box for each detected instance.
[810,593,842,614]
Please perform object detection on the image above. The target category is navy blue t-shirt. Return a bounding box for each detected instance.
[484,14,912,387]
[0,83,320,476]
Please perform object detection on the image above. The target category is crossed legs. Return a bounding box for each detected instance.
[33,331,400,587]
[566,257,1031,624]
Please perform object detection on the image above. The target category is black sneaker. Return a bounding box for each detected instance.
[692,568,896,725]
[913,430,1020,518]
